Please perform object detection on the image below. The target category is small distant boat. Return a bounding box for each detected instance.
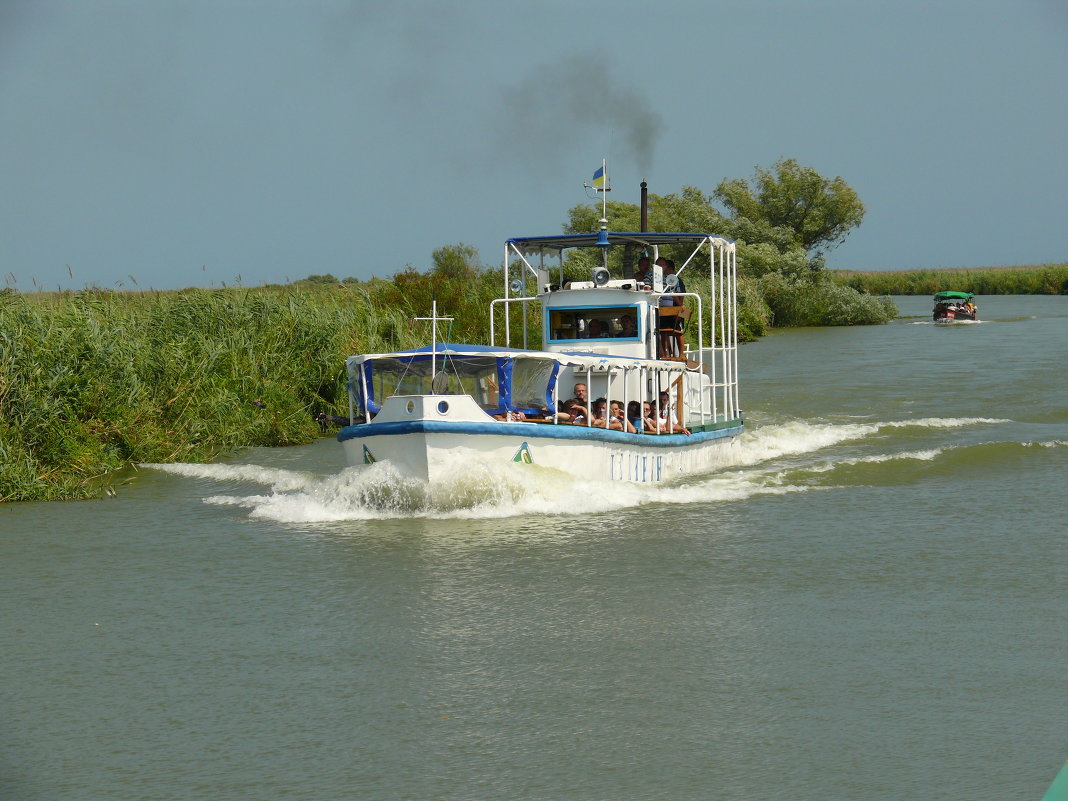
[932,291,978,323]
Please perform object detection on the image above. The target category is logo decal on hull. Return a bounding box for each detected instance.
[512,442,533,464]
[362,444,377,464]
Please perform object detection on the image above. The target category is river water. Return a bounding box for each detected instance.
[2,295,1066,801]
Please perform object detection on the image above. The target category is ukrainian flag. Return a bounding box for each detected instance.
[592,165,606,188]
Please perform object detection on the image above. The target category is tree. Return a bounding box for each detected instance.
[562,163,866,283]
[714,158,865,255]
[431,243,480,282]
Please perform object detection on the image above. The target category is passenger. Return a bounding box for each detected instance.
[610,400,637,433]
[590,397,624,430]
[568,383,591,418]
[641,401,658,433]
[587,319,606,338]
[627,400,644,433]
[563,399,587,425]
[589,397,608,427]
[656,391,690,435]
[634,256,651,288]
[656,390,676,426]
[618,314,638,338]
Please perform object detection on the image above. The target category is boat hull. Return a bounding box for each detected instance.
[338,419,743,484]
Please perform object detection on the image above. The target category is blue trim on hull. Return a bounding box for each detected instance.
[337,419,743,447]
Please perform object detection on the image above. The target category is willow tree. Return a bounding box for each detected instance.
[714,158,865,255]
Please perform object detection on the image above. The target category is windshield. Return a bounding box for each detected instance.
[360,354,560,414]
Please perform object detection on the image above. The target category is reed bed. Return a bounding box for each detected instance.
[0,286,431,501]
[829,263,1068,295]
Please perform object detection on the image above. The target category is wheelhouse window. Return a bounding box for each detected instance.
[547,306,642,342]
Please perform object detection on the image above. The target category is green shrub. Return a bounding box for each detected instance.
[758,272,897,327]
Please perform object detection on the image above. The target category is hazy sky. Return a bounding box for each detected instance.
[2,0,1066,290]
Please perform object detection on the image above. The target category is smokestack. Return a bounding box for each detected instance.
[640,180,648,232]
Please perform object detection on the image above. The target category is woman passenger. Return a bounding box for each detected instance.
[627,400,644,433]
[610,400,637,433]
[641,401,659,433]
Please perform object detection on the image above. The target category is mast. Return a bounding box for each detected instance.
[599,158,608,219]
[414,299,454,390]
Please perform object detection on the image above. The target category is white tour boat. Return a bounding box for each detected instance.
[338,178,742,484]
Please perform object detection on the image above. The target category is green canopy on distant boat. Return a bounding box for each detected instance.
[933,291,974,301]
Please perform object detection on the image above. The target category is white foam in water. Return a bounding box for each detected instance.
[880,416,1009,429]
[729,420,879,467]
[140,416,1009,522]
[141,462,314,492]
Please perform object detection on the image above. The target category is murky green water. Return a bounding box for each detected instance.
[2,295,1066,800]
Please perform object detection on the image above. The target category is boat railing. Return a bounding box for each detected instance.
[489,295,540,349]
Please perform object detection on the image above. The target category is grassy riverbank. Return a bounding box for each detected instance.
[1,264,892,502]
[829,263,1068,295]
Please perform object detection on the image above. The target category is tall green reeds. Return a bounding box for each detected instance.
[0,286,426,502]
[830,264,1068,295]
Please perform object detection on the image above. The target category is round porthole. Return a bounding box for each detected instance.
[405,400,415,414]
[437,401,449,415]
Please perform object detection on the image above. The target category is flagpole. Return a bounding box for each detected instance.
[601,158,607,219]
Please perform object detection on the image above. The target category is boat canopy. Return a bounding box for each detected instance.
[933,291,974,301]
[506,232,733,255]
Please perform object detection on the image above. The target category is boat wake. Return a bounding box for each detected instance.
[141,417,1025,523]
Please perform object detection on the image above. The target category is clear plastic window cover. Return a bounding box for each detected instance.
[355,355,559,415]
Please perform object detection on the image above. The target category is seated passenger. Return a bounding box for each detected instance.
[587,319,606,339]
[641,401,658,433]
[656,391,691,435]
[627,400,644,433]
[618,315,638,338]
[563,399,587,425]
[610,400,637,433]
[590,397,627,431]
[572,382,589,408]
